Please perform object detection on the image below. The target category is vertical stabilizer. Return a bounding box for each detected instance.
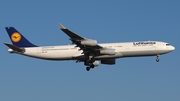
[5,27,37,47]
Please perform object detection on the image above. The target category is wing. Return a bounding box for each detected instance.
[58,24,103,55]
[59,24,84,40]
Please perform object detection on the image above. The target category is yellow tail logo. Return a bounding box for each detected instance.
[11,32,21,42]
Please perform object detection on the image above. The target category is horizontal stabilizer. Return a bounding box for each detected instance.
[4,43,25,53]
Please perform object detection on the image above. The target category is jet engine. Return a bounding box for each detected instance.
[100,49,115,55]
[101,59,115,65]
[84,60,99,66]
[92,61,99,66]
[81,39,97,46]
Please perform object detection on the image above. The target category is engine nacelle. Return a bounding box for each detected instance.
[101,59,115,65]
[81,39,97,46]
[92,61,99,66]
[84,60,99,66]
[100,49,115,55]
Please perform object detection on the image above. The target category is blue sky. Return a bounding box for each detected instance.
[0,0,179,101]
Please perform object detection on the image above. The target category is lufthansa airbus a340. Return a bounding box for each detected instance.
[4,24,175,71]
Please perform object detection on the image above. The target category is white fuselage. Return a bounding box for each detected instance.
[8,41,175,61]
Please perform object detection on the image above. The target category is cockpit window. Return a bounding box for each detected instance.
[166,44,170,46]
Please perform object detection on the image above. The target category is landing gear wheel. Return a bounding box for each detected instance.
[90,65,95,69]
[156,58,159,62]
[86,67,90,71]
[156,55,160,62]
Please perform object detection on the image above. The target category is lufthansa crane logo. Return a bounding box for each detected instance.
[11,32,21,42]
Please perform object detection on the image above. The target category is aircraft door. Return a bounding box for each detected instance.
[154,42,158,50]
[126,45,130,50]
[37,47,42,55]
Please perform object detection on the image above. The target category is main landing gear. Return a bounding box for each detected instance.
[156,54,160,62]
[85,60,95,71]
[86,65,95,71]
[85,53,95,71]
[86,67,90,71]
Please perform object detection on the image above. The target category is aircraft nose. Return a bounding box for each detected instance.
[166,45,175,52]
[171,46,175,50]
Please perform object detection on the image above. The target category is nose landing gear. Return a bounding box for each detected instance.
[156,54,160,62]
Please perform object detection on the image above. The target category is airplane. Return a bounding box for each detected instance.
[4,24,175,71]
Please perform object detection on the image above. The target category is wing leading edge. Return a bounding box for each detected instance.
[58,24,104,55]
[59,24,84,40]
[58,24,117,71]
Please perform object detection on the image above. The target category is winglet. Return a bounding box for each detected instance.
[58,24,66,29]
[58,23,85,40]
